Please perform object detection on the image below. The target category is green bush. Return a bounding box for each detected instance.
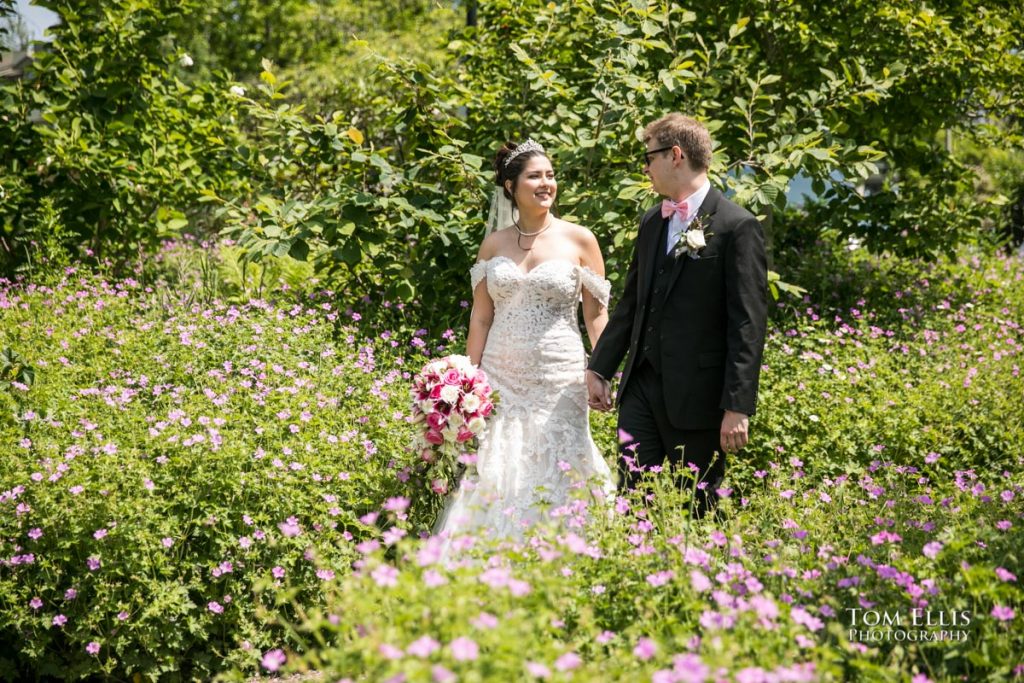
[290,456,1022,682]
[1,245,1021,679]
[0,268,432,679]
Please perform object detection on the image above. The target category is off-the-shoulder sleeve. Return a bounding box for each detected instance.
[470,260,488,291]
[578,265,611,308]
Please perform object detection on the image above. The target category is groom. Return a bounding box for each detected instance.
[586,113,768,516]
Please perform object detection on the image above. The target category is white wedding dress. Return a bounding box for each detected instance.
[434,256,615,549]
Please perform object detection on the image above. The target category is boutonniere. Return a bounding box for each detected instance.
[673,215,713,260]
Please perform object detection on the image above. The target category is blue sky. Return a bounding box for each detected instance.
[13,0,58,43]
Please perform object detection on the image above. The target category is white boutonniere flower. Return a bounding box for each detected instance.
[673,215,712,259]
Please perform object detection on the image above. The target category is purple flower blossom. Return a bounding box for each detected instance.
[261,648,286,671]
[29,597,42,610]
[991,605,1015,622]
[93,528,108,540]
[647,570,675,587]
[378,643,404,660]
[207,601,224,614]
[85,641,100,655]
[471,612,499,629]
[383,496,410,514]
[278,517,302,537]
[371,564,399,587]
[554,652,581,671]
[922,541,943,559]
[52,614,67,627]
[431,665,457,683]
[633,637,657,661]
[995,567,1017,582]
[406,635,440,657]
[449,636,479,661]
[525,662,551,679]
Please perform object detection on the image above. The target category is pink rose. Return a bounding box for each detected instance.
[426,412,447,431]
[424,429,444,445]
[420,448,436,463]
[443,369,462,386]
[431,479,449,495]
[456,426,475,443]
[479,401,494,417]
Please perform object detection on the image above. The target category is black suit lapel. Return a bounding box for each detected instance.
[664,188,722,297]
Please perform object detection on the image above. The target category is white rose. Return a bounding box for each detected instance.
[447,412,465,428]
[419,399,435,414]
[229,85,246,97]
[450,355,474,373]
[442,425,459,442]
[461,393,481,413]
[439,384,460,405]
[425,360,446,375]
[179,54,194,68]
[685,229,706,251]
[467,416,487,434]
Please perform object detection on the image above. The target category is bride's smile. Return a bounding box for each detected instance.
[510,156,557,214]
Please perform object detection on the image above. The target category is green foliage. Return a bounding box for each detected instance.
[0,243,1021,680]
[0,269,426,679]
[291,455,1023,682]
[0,0,247,269]
[4,0,1024,322]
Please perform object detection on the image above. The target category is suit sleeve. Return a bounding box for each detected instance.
[721,215,768,415]
[588,228,642,379]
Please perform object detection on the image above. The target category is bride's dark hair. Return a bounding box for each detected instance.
[494,140,548,201]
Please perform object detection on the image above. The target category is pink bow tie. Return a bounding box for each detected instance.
[661,199,689,220]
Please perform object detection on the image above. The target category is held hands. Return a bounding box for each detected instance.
[585,370,612,412]
[720,410,749,453]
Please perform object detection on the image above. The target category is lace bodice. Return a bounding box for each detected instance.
[470,256,610,309]
[434,256,614,552]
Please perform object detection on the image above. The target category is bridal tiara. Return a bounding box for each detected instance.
[504,139,545,167]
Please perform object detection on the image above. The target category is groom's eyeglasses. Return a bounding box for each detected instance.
[642,146,676,166]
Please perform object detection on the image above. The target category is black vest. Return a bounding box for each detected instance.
[641,218,674,372]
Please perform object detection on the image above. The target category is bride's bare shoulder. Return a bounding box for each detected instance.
[557,220,600,249]
[478,228,515,261]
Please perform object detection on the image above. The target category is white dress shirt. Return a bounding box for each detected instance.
[666,179,711,255]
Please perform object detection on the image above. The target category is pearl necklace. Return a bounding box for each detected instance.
[515,215,553,251]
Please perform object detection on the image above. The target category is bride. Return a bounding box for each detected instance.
[434,139,615,548]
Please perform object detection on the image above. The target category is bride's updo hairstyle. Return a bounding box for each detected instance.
[494,139,548,203]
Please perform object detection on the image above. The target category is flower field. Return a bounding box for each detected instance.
[1,246,1022,681]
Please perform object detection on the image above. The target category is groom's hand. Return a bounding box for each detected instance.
[720,410,749,453]
[586,370,612,412]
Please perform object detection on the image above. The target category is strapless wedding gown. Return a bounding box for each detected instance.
[434,256,615,548]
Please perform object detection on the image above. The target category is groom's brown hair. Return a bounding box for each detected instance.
[643,114,712,172]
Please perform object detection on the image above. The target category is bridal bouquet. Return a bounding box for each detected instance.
[410,355,495,495]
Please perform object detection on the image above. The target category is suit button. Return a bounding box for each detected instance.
[647,326,654,333]
[649,307,657,314]
[658,268,665,275]
[643,344,650,351]
[653,288,660,294]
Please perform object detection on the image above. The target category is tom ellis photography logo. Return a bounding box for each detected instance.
[846,608,972,643]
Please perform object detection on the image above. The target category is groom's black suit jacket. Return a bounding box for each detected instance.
[589,187,768,430]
